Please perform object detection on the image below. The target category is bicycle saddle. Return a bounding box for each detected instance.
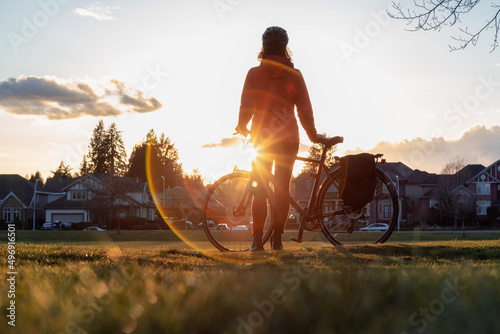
[317,136,344,148]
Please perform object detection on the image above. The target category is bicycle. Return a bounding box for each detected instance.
[202,136,400,251]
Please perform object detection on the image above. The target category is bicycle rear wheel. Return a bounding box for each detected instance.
[317,167,399,245]
[202,171,274,251]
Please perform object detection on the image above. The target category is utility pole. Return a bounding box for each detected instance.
[32,179,40,231]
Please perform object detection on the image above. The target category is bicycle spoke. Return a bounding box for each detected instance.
[318,168,399,245]
[202,171,274,252]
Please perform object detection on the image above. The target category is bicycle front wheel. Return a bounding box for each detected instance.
[202,171,274,252]
[317,167,399,245]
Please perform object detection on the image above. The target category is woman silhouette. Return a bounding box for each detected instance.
[235,26,323,251]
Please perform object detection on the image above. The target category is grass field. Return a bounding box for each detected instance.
[1,230,500,334]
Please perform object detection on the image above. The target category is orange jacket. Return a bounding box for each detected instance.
[238,55,317,146]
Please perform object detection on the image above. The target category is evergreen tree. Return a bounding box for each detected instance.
[51,161,73,178]
[27,171,45,187]
[127,142,148,181]
[127,129,183,189]
[183,169,205,193]
[104,122,128,176]
[301,133,337,173]
[88,120,108,174]
[157,132,183,186]
[79,154,90,176]
[84,120,128,176]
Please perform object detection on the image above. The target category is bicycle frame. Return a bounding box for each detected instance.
[289,147,341,243]
[202,135,399,251]
[289,148,385,243]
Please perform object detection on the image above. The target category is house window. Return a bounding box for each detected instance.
[476,201,491,215]
[477,183,490,195]
[3,208,21,223]
[429,199,438,208]
[323,201,334,213]
[13,208,21,220]
[383,205,392,219]
[3,208,12,222]
[72,191,87,200]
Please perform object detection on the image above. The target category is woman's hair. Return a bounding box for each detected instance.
[257,44,293,61]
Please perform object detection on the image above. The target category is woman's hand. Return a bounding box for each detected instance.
[313,133,326,143]
[234,125,250,137]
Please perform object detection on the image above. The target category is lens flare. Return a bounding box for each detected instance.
[146,139,285,264]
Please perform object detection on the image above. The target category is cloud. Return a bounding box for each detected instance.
[202,137,241,148]
[73,3,119,21]
[345,125,500,173]
[111,80,162,113]
[0,76,162,120]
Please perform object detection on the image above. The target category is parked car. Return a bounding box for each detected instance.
[185,221,194,230]
[234,225,248,231]
[41,221,64,230]
[41,222,53,230]
[198,220,217,230]
[216,223,229,230]
[83,226,106,231]
[359,223,389,232]
[61,222,74,230]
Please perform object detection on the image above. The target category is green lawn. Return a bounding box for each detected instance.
[1,230,500,334]
[6,229,500,245]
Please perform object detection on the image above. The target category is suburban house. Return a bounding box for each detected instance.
[0,174,42,228]
[291,158,500,228]
[0,174,157,229]
[2,157,500,229]
[158,186,203,224]
[290,162,403,227]
[42,174,156,227]
[464,159,500,218]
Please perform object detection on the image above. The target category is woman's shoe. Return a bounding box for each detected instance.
[250,237,264,251]
[270,234,283,250]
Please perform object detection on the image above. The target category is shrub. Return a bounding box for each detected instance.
[116,217,149,230]
[131,223,161,230]
[72,222,90,230]
[487,206,500,224]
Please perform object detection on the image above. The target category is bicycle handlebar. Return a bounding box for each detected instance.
[234,130,343,148]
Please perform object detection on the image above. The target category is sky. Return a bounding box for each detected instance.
[1,0,500,183]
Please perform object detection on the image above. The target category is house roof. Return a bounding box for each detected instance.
[0,174,42,206]
[457,164,486,183]
[43,192,149,209]
[377,161,417,182]
[421,186,438,199]
[380,162,414,179]
[407,170,437,185]
[43,196,87,209]
[44,174,149,193]
[163,186,196,207]
[44,177,81,192]
[466,159,500,184]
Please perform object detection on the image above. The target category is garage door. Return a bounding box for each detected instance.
[51,214,85,223]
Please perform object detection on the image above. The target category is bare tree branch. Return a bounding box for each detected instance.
[388,1,500,51]
[450,8,500,51]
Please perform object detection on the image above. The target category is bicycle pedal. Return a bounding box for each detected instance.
[290,237,302,243]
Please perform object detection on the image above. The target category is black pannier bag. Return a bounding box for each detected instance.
[337,153,376,210]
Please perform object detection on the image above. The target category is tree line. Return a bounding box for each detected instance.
[26,120,204,192]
